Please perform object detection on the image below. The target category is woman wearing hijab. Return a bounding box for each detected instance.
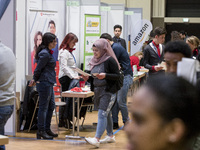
[84,38,121,148]
[58,33,79,128]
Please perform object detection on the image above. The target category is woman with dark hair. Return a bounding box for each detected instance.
[58,32,79,128]
[31,31,42,73]
[125,75,200,150]
[29,32,58,139]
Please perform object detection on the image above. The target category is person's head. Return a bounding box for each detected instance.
[100,33,113,42]
[48,20,56,35]
[35,32,57,59]
[125,75,200,150]
[113,24,122,38]
[153,27,167,44]
[59,32,78,50]
[134,51,143,60]
[179,30,187,40]
[34,31,42,50]
[186,36,200,51]
[89,38,120,69]
[171,31,182,41]
[164,41,192,74]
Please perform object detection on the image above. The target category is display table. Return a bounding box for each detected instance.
[61,91,94,137]
[133,71,146,81]
[0,135,9,145]
[130,72,147,95]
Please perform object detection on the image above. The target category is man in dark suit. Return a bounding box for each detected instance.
[113,25,127,51]
[143,27,167,76]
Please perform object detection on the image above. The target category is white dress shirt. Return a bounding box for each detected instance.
[58,49,79,79]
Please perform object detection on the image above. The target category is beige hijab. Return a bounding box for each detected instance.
[89,38,120,70]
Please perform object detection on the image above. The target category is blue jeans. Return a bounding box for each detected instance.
[95,94,116,139]
[112,74,133,123]
[0,105,14,150]
[36,81,55,131]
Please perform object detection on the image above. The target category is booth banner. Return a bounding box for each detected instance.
[29,10,58,75]
[131,19,152,55]
[84,14,101,70]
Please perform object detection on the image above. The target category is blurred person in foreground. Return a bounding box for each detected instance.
[0,41,16,150]
[124,75,200,150]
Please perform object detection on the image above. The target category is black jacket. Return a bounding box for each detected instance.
[113,36,127,50]
[89,57,120,94]
[104,57,121,93]
[33,49,56,84]
[143,42,164,74]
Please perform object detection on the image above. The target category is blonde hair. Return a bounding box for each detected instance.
[133,51,143,57]
[186,36,200,48]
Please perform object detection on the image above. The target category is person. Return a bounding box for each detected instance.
[186,36,200,59]
[0,41,16,150]
[143,27,167,76]
[58,32,79,128]
[164,41,192,74]
[179,30,187,41]
[124,75,200,150]
[31,31,42,74]
[129,51,143,71]
[113,24,127,50]
[29,32,58,140]
[84,38,121,148]
[100,33,133,129]
[170,31,182,41]
[48,20,59,61]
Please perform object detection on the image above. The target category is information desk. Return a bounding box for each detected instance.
[0,135,9,145]
[61,91,94,137]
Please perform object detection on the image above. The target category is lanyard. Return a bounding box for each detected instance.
[71,53,76,63]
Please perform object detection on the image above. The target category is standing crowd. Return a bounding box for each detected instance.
[1,23,200,150]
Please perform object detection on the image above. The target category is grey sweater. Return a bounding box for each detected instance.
[0,42,16,106]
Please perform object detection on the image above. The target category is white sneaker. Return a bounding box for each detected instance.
[85,137,100,148]
[100,135,116,144]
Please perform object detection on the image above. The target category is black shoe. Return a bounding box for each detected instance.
[37,130,53,140]
[113,123,119,129]
[46,130,58,137]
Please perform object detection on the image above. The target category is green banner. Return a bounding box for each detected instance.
[84,14,101,70]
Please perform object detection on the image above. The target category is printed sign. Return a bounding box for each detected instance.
[131,19,152,55]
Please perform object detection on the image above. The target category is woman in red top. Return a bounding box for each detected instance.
[130,51,143,71]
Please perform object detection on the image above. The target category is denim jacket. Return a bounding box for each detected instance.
[33,48,56,84]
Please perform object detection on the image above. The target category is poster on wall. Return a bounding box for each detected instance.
[84,14,101,70]
[131,19,152,55]
[29,10,59,75]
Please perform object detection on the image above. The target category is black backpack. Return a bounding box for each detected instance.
[116,69,124,91]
